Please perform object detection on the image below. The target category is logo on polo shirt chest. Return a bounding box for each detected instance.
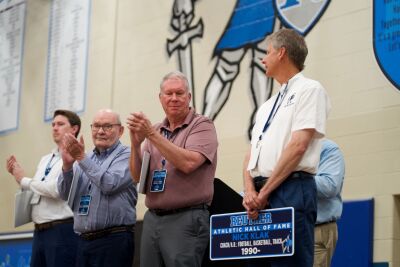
[284,93,296,107]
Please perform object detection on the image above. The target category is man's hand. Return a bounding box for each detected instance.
[126,112,154,146]
[60,135,75,171]
[243,189,266,220]
[243,190,260,211]
[64,134,85,161]
[247,209,259,220]
[61,134,85,171]
[256,191,269,211]
[243,192,270,220]
[6,155,25,184]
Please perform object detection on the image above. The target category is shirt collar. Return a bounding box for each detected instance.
[51,148,60,157]
[93,140,120,156]
[160,108,195,133]
[279,72,303,94]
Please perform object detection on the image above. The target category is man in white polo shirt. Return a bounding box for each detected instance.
[6,110,80,267]
[242,29,331,267]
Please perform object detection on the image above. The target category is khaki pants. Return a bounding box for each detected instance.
[313,222,338,267]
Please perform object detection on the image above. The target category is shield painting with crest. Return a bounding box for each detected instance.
[274,0,331,35]
[373,0,400,91]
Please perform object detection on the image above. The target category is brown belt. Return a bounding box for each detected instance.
[80,225,135,241]
[149,203,209,216]
[34,218,73,231]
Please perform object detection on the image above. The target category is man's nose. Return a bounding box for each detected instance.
[261,57,266,64]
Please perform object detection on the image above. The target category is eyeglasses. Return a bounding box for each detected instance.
[90,124,121,132]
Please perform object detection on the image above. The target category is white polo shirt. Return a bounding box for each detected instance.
[248,72,331,177]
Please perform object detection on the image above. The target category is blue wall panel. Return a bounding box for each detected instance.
[332,199,374,267]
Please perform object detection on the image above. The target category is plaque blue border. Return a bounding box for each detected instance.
[209,207,294,261]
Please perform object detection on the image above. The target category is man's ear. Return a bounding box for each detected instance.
[119,125,124,137]
[278,46,286,60]
[72,125,79,136]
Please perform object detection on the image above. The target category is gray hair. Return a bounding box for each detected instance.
[266,28,308,71]
[159,71,190,92]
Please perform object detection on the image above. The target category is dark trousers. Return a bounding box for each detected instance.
[31,221,78,267]
[248,175,317,267]
[76,231,134,267]
[140,209,209,267]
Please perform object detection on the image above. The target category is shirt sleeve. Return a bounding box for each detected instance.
[315,141,345,198]
[57,168,74,201]
[292,82,331,137]
[20,155,63,199]
[21,175,60,199]
[185,118,218,163]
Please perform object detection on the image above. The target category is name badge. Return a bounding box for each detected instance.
[78,195,91,216]
[247,142,261,171]
[150,169,167,192]
[30,193,41,205]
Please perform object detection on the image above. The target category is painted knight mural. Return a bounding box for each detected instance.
[167,0,331,138]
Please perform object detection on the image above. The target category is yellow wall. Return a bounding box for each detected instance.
[1,0,399,265]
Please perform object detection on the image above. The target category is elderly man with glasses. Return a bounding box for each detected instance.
[58,109,137,267]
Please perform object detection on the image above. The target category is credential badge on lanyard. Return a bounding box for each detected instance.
[150,129,170,192]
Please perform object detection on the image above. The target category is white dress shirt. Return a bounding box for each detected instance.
[20,149,73,224]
